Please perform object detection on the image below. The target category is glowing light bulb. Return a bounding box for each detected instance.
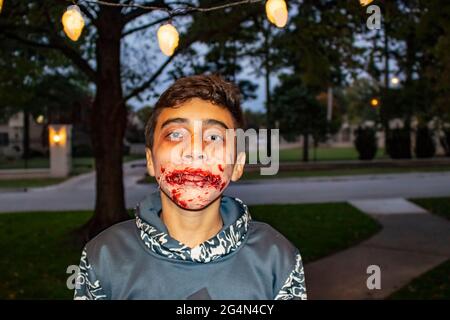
[36,115,44,124]
[391,77,399,85]
[157,23,179,56]
[0,0,4,14]
[360,0,374,6]
[266,0,288,28]
[371,98,379,107]
[62,5,85,41]
[53,134,61,143]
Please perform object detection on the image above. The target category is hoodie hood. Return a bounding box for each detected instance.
[134,192,251,263]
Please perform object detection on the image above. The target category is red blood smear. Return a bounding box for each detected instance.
[220,182,226,191]
[161,167,166,173]
[178,200,188,208]
[171,189,181,204]
[170,189,188,208]
[218,164,224,172]
[165,168,222,189]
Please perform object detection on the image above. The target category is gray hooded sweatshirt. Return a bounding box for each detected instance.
[74,192,307,300]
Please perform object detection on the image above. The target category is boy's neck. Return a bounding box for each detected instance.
[159,191,224,248]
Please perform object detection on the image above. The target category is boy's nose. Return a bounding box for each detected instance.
[182,135,207,162]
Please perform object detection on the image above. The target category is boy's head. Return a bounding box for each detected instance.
[145,74,246,210]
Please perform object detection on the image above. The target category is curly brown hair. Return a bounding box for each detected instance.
[145,74,244,150]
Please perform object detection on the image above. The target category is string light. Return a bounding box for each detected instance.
[59,0,287,54]
[62,5,85,41]
[157,23,179,56]
[370,98,379,108]
[36,115,45,124]
[359,0,374,6]
[265,0,288,28]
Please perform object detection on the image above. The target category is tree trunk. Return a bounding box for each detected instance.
[22,109,30,168]
[302,133,309,162]
[263,22,272,157]
[75,7,129,243]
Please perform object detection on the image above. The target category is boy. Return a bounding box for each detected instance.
[74,74,307,300]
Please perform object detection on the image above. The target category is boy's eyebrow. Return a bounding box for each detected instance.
[160,117,188,129]
[204,119,229,130]
[160,118,229,130]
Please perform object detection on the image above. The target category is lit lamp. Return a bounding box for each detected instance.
[49,126,67,146]
[0,0,4,14]
[62,5,85,41]
[370,98,379,108]
[157,23,179,56]
[360,0,374,6]
[48,125,71,178]
[36,115,45,124]
[391,77,399,85]
[266,0,288,28]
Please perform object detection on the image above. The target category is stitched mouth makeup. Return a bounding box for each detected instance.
[165,168,223,189]
[159,166,228,209]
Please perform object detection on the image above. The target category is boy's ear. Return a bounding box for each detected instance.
[231,152,246,182]
[145,147,156,177]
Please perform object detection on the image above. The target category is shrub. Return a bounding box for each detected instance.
[415,126,436,158]
[354,126,378,160]
[386,128,412,159]
[440,129,450,157]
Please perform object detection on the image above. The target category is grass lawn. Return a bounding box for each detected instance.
[249,147,388,162]
[0,178,67,189]
[389,260,450,300]
[0,155,144,170]
[0,202,380,299]
[242,166,450,180]
[0,155,145,189]
[138,166,450,184]
[411,197,450,221]
[389,197,450,299]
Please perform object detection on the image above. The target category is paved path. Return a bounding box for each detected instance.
[1,161,450,212]
[305,198,450,299]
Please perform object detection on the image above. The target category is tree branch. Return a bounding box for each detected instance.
[122,11,191,37]
[122,16,167,37]
[0,26,97,82]
[122,1,172,25]
[0,31,59,50]
[78,3,100,27]
[124,52,177,102]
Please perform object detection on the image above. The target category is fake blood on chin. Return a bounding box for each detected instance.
[163,168,227,209]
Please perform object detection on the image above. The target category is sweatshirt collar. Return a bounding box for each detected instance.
[134,192,251,263]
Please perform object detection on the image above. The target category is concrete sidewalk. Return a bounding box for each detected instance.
[305,198,450,299]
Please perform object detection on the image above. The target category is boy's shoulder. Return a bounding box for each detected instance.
[247,219,300,258]
[84,219,137,255]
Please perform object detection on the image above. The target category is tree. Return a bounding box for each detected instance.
[0,37,89,162]
[272,74,328,162]
[0,0,267,242]
[271,0,362,161]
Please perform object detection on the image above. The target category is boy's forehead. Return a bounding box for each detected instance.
[156,98,235,129]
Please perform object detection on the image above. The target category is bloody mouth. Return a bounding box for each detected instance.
[165,168,223,189]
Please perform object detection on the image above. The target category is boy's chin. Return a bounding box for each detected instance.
[162,186,224,210]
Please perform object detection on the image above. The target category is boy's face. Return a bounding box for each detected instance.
[146,98,245,210]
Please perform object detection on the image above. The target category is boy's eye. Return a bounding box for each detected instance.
[167,131,185,141]
[205,134,224,142]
